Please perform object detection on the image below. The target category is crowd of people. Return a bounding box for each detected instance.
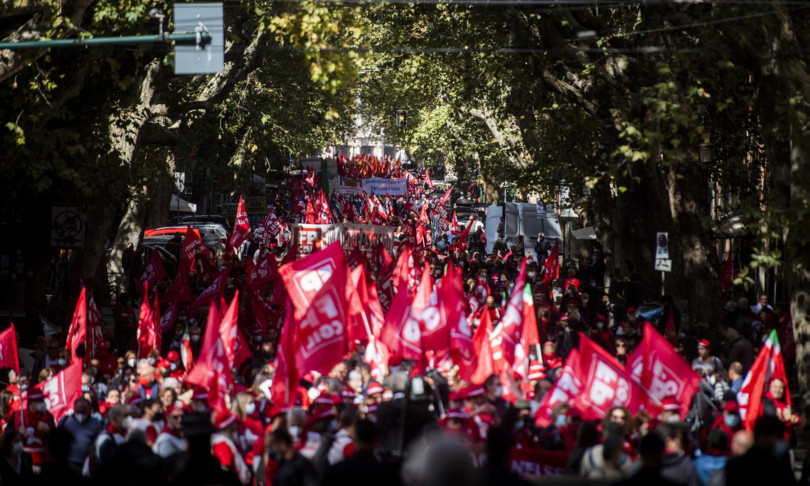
[0,174,805,486]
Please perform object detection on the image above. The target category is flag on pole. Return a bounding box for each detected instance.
[737,329,790,431]
[66,288,87,363]
[0,324,19,374]
[542,241,559,288]
[230,195,252,248]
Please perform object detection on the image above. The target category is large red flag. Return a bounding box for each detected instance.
[542,241,559,288]
[573,334,660,421]
[218,291,253,371]
[35,360,82,423]
[630,323,700,419]
[455,215,476,251]
[0,324,19,374]
[137,284,158,360]
[534,349,583,427]
[514,283,543,384]
[279,242,346,321]
[720,254,734,298]
[470,310,495,384]
[246,252,276,294]
[423,169,434,189]
[182,226,213,272]
[230,195,252,248]
[380,265,430,364]
[272,303,299,408]
[442,264,476,379]
[293,275,349,376]
[490,260,529,368]
[737,330,789,431]
[187,303,232,412]
[66,288,87,363]
[305,199,317,224]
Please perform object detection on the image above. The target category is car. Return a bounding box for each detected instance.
[144,226,225,253]
[172,214,232,232]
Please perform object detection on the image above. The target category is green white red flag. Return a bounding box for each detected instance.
[737,329,790,431]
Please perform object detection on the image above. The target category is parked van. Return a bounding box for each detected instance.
[485,203,562,257]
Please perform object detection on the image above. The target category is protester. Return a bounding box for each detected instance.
[58,398,103,472]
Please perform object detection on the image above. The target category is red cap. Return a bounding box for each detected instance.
[365,382,384,396]
[626,307,636,314]
[698,340,711,350]
[166,351,180,361]
[597,315,606,322]
[341,388,356,399]
[313,393,340,406]
[268,405,289,419]
[465,385,485,398]
[310,404,337,421]
[449,390,465,402]
[660,396,680,412]
[166,400,186,415]
[214,409,238,430]
[723,401,739,413]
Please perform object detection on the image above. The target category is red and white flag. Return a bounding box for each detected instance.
[380,264,430,365]
[0,324,19,374]
[423,169,434,189]
[182,227,212,272]
[441,186,453,205]
[35,360,82,424]
[66,288,87,363]
[187,303,232,412]
[86,297,106,360]
[628,323,700,419]
[470,309,495,384]
[534,349,583,427]
[217,291,253,371]
[542,241,559,288]
[137,284,158,360]
[293,274,349,376]
[187,264,232,317]
[230,195,252,248]
[737,329,789,431]
[279,242,346,321]
[573,334,660,421]
[490,260,529,368]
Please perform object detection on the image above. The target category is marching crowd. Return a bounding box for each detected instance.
[0,172,806,486]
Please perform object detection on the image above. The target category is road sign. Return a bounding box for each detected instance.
[656,232,669,260]
[655,259,672,272]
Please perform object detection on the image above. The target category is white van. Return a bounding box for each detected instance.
[485,203,562,256]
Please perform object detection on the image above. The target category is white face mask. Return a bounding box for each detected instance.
[245,402,256,415]
[128,359,136,368]
[36,402,47,413]
[58,359,68,367]
[288,425,301,438]
[122,416,133,430]
[170,363,178,371]
[191,335,201,343]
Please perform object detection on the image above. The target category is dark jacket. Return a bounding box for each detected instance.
[726,445,796,486]
[58,413,103,466]
[274,451,318,486]
[727,337,754,374]
[320,449,401,486]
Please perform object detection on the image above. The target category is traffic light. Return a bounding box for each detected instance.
[396,110,407,126]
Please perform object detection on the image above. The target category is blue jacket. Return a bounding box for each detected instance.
[693,453,727,486]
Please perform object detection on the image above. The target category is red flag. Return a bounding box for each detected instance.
[364,336,390,383]
[218,291,253,371]
[165,259,193,304]
[137,284,158,360]
[160,296,180,335]
[66,288,87,363]
[293,274,349,376]
[305,199,316,224]
[630,323,701,419]
[738,330,788,431]
[230,195,252,248]
[720,254,734,298]
[0,324,19,374]
[442,264,476,378]
[271,303,299,408]
[490,260,529,368]
[534,349,583,427]
[187,264,232,317]
[86,297,105,361]
[152,293,162,355]
[35,360,82,424]
[182,226,212,272]
[514,283,543,384]
[542,241,559,288]
[258,208,283,247]
[138,249,167,291]
[573,334,660,421]
[441,187,453,205]
[456,214,476,251]
[187,303,232,412]
[366,282,386,338]
[470,310,495,384]
[450,212,460,234]
[423,169,434,189]
[664,306,676,335]
[416,272,451,357]
[246,252,276,294]
[279,242,346,321]
[380,265,430,364]
[314,189,333,224]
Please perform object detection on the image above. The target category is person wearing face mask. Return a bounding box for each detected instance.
[95,404,129,465]
[188,326,204,359]
[232,392,262,453]
[165,350,186,381]
[0,429,33,484]
[9,389,54,466]
[657,397,682,424]
[212,409,252,485]
[725,416,797,486]
[131,398,162,446]
[585,434,628,480]
[693,430,729,486]
[483,374,509,419]
[153,400,188,458]
[58,398,103,472]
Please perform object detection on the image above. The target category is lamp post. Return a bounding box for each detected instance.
[557,179,577,261]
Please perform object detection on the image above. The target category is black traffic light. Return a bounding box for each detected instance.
[396,110,407,126]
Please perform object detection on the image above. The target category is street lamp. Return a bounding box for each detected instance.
[699,143,714,164]
[557,179,578,261]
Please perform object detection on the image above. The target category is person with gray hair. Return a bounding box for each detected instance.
[95,404,130,465]
[58,397,103,472]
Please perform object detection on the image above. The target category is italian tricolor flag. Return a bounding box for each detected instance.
[737,329,790,431]
[180,324,194,372]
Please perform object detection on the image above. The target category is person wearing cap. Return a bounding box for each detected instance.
[9,388,55,465]
[165,350,186,381]
[692,340,725,380]
[658,396,681,424]
[153,400,187,458]
[364,381,384,404]
[212,409,252,485]
[299,404,336,460]
[709,400,741,452]
[129,398,162,446]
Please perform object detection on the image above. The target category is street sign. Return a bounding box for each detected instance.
[654,259,672,272]
[656,232,669,260]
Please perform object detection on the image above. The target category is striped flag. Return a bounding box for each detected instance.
[737,329,790,431]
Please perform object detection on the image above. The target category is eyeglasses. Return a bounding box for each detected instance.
[169,414,183,420]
